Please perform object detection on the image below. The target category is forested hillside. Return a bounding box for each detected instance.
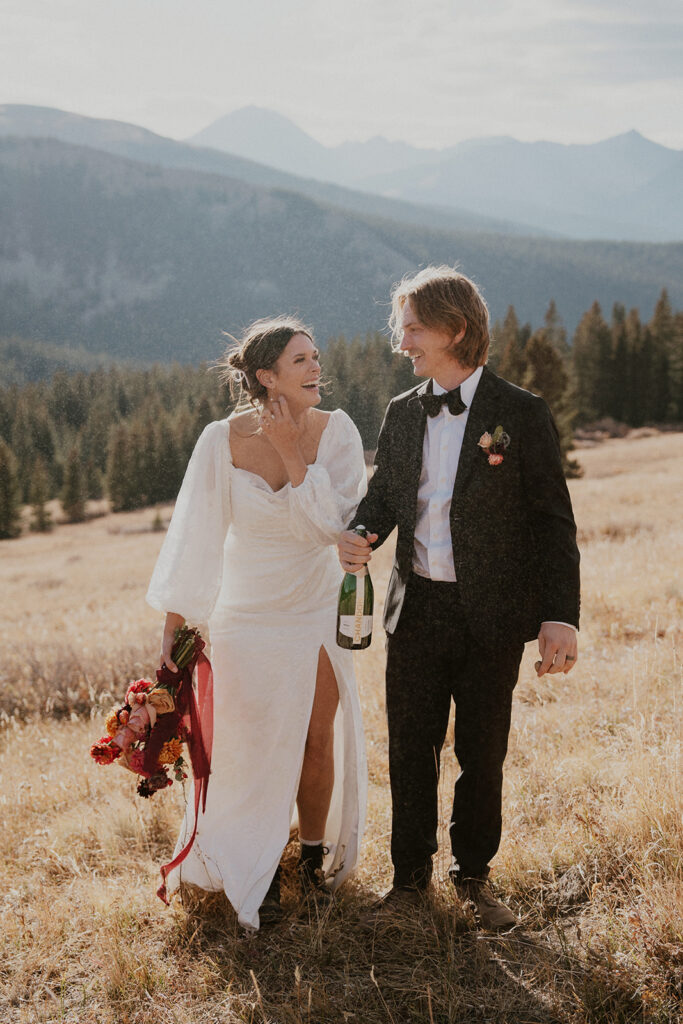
[0,336,130,386]
[1,137,682,363]
[1,292,681,539]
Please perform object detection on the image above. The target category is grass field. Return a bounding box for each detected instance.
[1,432,681,1023]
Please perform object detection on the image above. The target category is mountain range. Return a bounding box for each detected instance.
[0,105,533,238]
[0,104,681,365]
[189,107,683,243]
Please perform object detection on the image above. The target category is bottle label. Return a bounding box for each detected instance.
[354,573,365,644]
[338,615,373,640]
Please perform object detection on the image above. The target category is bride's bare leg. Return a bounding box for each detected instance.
[297,646,339,839]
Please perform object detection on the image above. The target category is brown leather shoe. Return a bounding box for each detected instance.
[358,886,426,933]
[455,879,517,931]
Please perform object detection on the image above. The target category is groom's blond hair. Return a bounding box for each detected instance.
[389,265,490,368]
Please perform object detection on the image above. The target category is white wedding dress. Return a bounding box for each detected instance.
[146,408,368,929]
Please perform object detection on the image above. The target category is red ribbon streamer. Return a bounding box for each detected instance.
[156,651,214,904]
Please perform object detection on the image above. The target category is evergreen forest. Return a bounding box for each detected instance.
[0,290,681,539]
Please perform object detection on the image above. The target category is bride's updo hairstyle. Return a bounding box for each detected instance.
[219,316,315,409]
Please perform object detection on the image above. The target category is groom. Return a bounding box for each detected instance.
[339,266,580,930]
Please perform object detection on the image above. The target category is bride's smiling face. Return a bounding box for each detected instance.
[265,333,322,407]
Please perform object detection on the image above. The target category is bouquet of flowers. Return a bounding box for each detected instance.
[89,625,214,902]
[90,625,204,795]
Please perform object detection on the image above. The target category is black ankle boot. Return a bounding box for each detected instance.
[259,865,282,925]
[299,843,330,899]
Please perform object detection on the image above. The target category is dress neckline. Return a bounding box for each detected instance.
[226,409,337,494]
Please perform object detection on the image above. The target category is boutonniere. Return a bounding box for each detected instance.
[478,425,511,466]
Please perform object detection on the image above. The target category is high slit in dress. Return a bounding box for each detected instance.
[146,409,368,929]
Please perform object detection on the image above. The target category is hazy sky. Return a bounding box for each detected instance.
[3,0,682,149]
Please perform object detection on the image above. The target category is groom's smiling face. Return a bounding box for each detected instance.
[398,299,465,381]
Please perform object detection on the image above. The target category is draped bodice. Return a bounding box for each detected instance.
[214,464,345,619]
[147,408,367,626]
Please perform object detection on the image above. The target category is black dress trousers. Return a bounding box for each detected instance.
[385,573,525,889]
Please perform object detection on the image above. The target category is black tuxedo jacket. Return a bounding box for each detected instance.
[350,367,580,644]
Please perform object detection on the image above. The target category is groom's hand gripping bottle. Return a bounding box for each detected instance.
[336,526,374,650]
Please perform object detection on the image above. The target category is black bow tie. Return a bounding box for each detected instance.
[418,386,467,418]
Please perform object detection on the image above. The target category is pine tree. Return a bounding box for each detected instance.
[107,424,136,512]
[649,289,676,421]
[31,409,57,479]
[623,309,643,425]
[672,312,683,422]
[61,445,87,522]
[637,328,657,424]
[29,456,53,532]
[0,386,13,445]
[193,395,214,439]
[0,439,22,539]
[496,306,528,386]
[175,407,197,467]
[139,416,159,505]
[156,423,183,502]
[83,457,104,500]
[524,331,568,408]
[572,301,612,423]
[543,300,569,356]
[609,304,628,422]
[10,398,34,503]
[523,331,582,477]
[126,420,147,510]
[80,396,117,477]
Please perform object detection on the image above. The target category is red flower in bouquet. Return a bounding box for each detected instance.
[125,679,153,705]
[90,736,122,765]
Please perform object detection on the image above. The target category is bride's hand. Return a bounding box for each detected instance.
[159,612,183,672]
[259,397,302,456]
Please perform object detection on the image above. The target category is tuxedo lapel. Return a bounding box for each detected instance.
[451,367,502,518]
[400,381,429,554]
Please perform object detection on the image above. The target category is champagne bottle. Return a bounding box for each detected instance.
[336,526,374,650]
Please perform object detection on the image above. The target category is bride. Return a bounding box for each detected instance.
[146,317,368,929]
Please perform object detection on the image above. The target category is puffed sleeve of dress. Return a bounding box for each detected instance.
[288,409,367,545]
[146,419,231,623]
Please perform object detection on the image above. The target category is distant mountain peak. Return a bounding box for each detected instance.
[201,105,310,130]
[596,128,670,152]
[186,106,326,176]
[189,106,320,147]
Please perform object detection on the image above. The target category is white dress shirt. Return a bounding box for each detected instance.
[413,366,483,581]
[411,368,576,632]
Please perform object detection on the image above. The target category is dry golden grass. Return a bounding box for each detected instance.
[1,433,681,1023]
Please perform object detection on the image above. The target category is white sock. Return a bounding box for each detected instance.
[300,837,324,846]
